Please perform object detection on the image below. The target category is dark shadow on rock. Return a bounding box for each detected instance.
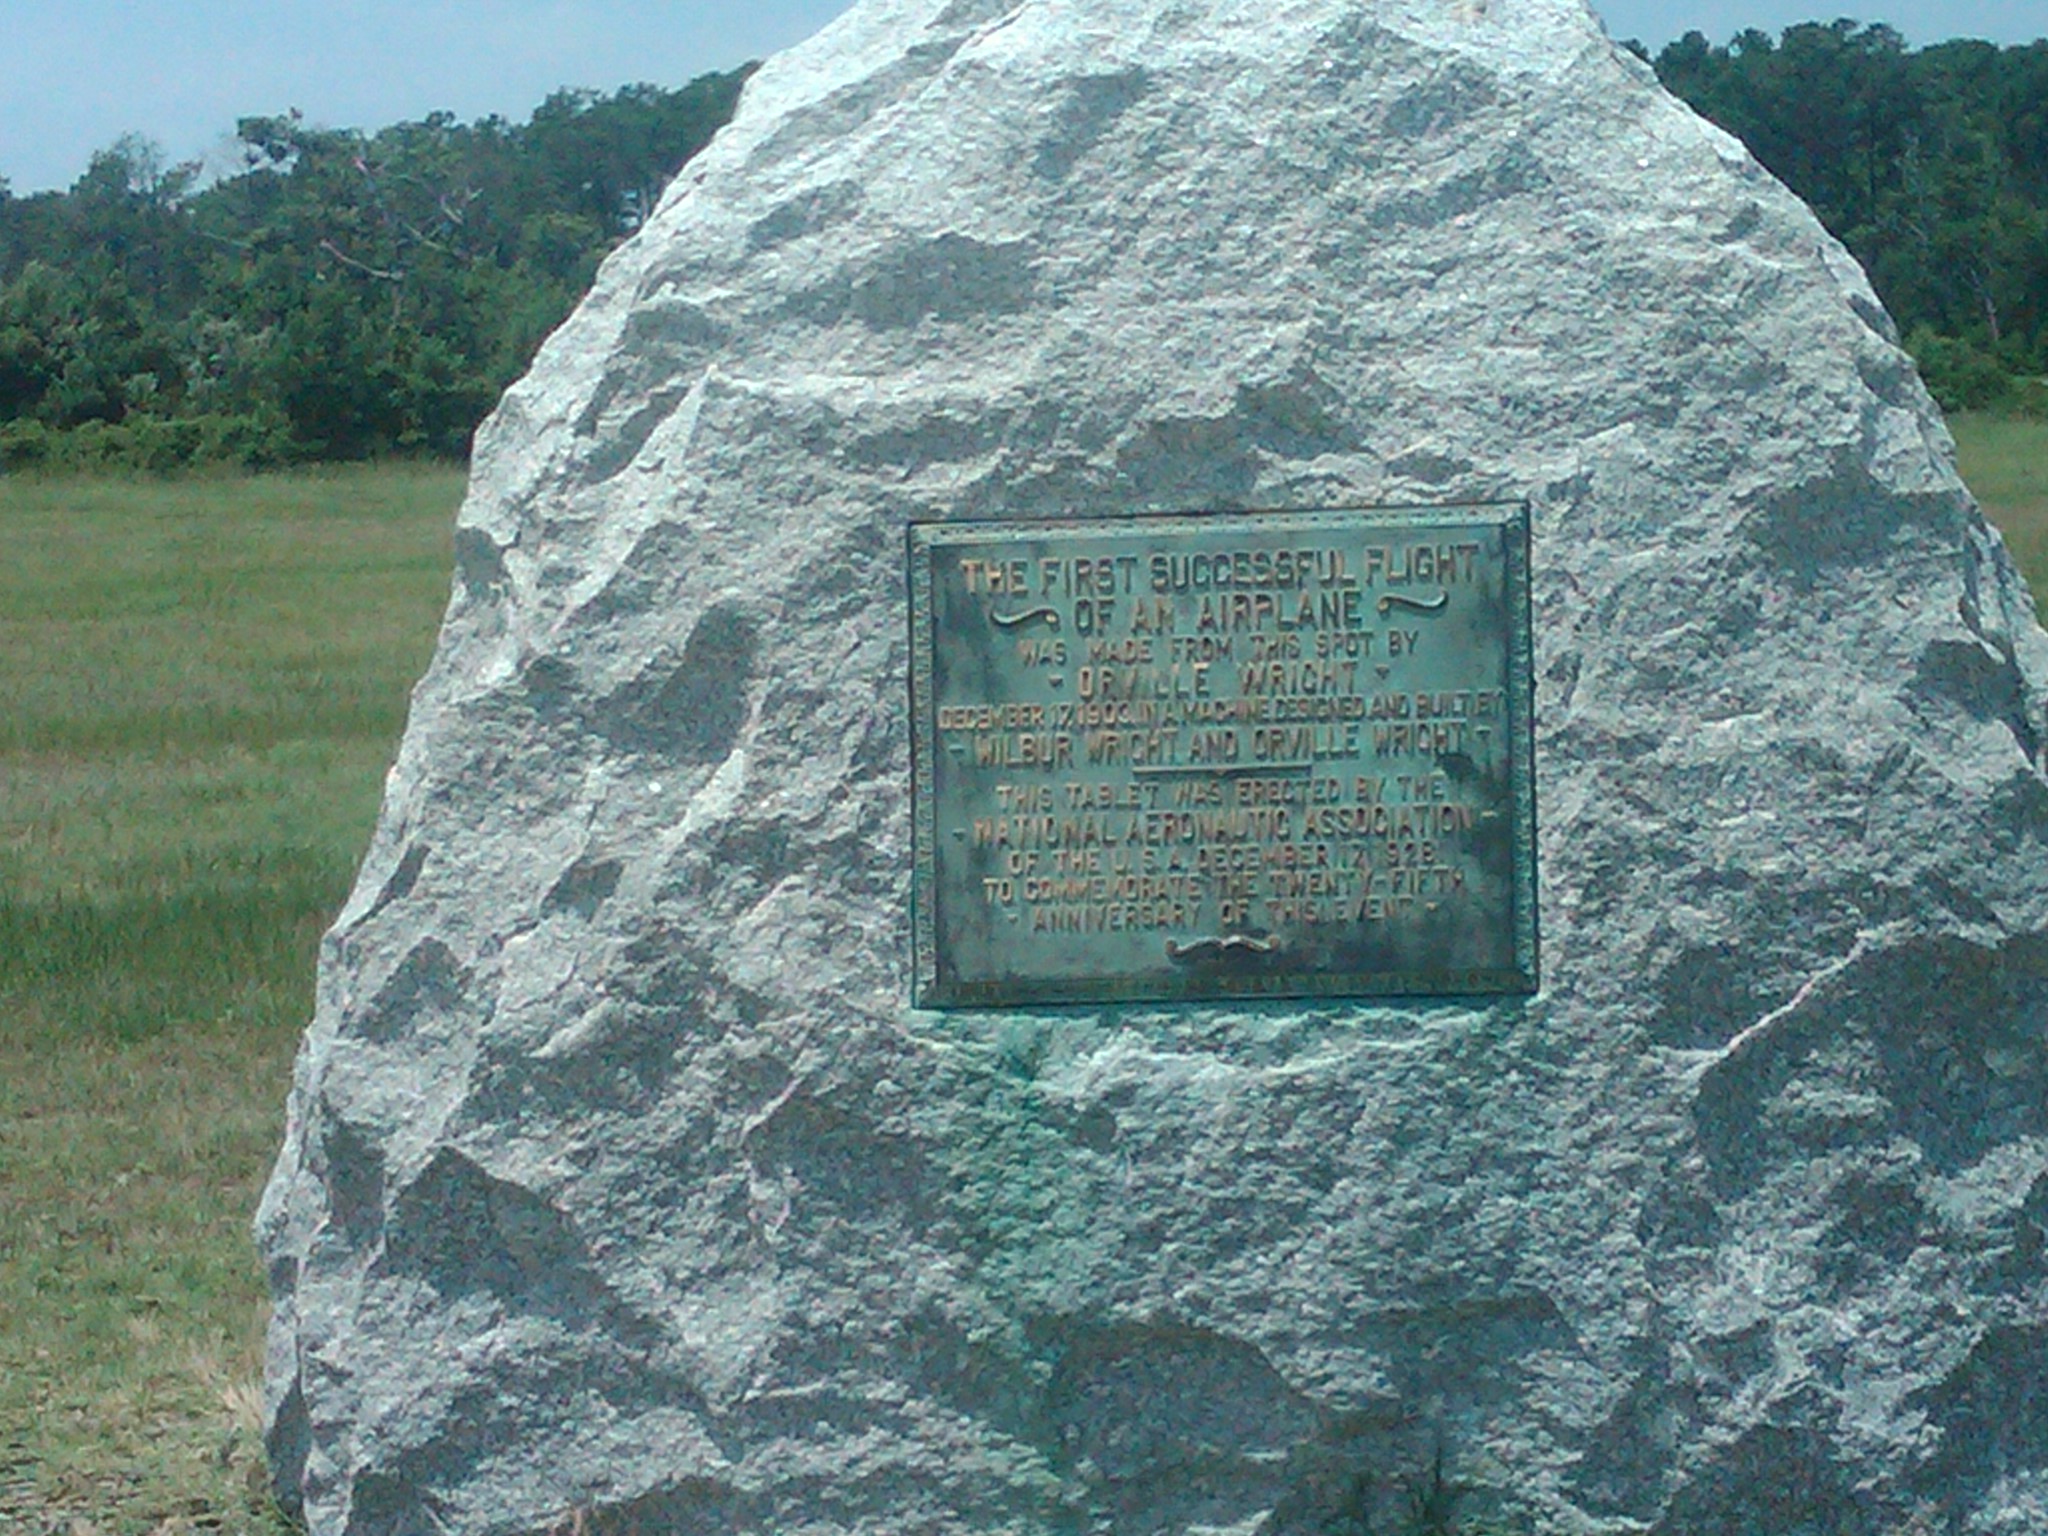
[1033,1316,1323,1533]
[1692,931,2048,1195]
[1648,1416,1878,1536]
[1910,1321,2048,1524]
[542,856,623,921]
[318,1114,387,1249]
[581,1477,750,1536]
[1032,67,1149,181]
[352,937,476,1046]
[1912,635,2036,761]
[600,602,758,763]
[362,841,429,923]
[376,1148,613,1328]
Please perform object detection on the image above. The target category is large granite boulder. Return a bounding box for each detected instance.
[257,0,2048,1531]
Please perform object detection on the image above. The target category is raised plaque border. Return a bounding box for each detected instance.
[909,502,1538,1009]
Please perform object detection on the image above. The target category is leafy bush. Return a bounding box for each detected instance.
[0,415,51,469]
[0,409,295,473]
[2010,375,2048,420]
[1907,327,2015,412]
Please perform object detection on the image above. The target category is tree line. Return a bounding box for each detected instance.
[0,21,2043,471]
[0,70,750,470]
[1642,20,2047,410]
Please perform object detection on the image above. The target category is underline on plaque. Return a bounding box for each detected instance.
[1131,763,1318,777]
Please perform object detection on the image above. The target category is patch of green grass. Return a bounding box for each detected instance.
[1953,410,2048,616]
[0,463,460,1532]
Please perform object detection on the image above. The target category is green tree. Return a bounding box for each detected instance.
[1655,23,2048,399]
[0,67,751,467]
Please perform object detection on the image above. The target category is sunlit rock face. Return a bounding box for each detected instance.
[257,0,2048,1531]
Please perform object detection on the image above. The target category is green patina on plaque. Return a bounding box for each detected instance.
[909,503,1538,1007]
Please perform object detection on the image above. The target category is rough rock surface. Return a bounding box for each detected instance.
[257,0,2048,1531]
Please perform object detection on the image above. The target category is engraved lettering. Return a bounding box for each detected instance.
[911,506,1535,1005]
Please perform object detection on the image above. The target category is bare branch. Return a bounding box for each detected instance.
[318,238,403,281]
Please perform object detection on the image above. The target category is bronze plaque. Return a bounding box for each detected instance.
[908,504,1537,1007]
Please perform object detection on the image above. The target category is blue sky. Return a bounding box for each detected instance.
[1,0,2041,194]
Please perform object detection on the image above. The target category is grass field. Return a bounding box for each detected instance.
[0,419,2041,1534]
[1954,411,2048,616]
[0,465,462,1533]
